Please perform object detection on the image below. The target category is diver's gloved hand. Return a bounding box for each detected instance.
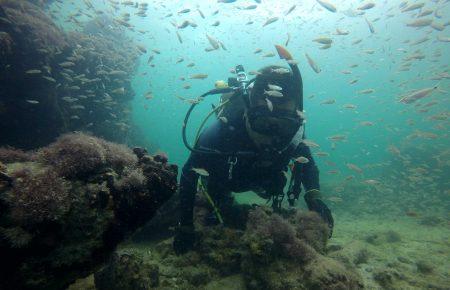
[306,198,334,238]
[173,225,196,255]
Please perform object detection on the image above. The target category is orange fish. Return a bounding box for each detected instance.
[275,44,293,60]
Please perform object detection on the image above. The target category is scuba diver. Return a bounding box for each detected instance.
[173,45,333,255]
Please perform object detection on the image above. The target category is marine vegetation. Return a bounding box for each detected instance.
[0,133,178,290]
[94,208,363,290]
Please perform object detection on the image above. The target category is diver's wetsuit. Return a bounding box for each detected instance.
[178,114,321,228]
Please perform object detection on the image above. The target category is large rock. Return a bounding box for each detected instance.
[0,133,178,290]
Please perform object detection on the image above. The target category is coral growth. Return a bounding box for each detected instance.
[0,135,177,290]
[95,250,160,290]
[0,147,32,163]
[6,168,71,226]
[37,132,137,178]
[107,207,362,290]
[244,208,317,264]
[242,208,362,290]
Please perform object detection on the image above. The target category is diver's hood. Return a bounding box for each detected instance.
[249,63,303,111]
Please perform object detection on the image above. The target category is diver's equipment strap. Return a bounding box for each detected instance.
[279,122,304,155]
[305,189,321,201]
[227,156,237,180]
[198,180,224,224]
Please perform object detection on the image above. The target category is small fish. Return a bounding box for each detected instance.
[328,134,346,141]
[406,18,432,27]
[144,92,153,100]
[219,41,227,51]
[176,31,183,43]
[335,28,349,35]
[178,8,191,14]
[262,52,275,57]
[218,0,237,3]
[265,98,273,112]
[343,104,357,109]
[197,9,205,18]
[430,22,445,31]
[321,99,335,105]
[59,62,75,68]
[365,17,375,33]
[152,49,161,54]
[417,9,433,17]
[437,36,450,42]
[42,76,56,83]
[285,5,296,16]
[178,20,190,29]
[25,69,42,74]
[302,139,320,148]
[264,90,284,98]
[241,4,257,10]
[315,151,330,157]
[313,37,332,44]
[268,84,282,91]
[305,53,321,73]
[206,34,220,50]
[294,156,309,163]
[316,0,337,13]
[26,99,39,104]
[399,86,437,104]
[254,48,262,54]
[192,167,209,176]
[360,121,374,126]
[212,20,220,26]
[401,2,424,13]
[136,45,147,54]
[263,17,279,27]
[358,88,374,94]
[190,74,208,80]
[271,68,290,74]
[287,59,299,65]
[219,116,228,123]
[346,163,363,173]
[285,33,291,46]
[358,2,375,10]
[112,87,125,95]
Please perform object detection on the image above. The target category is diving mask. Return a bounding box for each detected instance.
[247,106,303,137]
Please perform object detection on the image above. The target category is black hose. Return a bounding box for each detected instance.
[182,87,257,157]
